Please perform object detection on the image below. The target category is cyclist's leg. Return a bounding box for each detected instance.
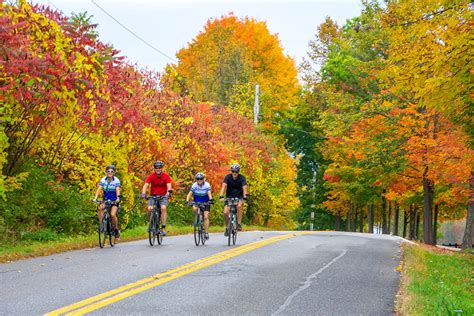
[223,204,230,226]
[98,203,105,222]
[223,204,230,236]
[111,205,120,237]
[204,208,210,233]
[160,198,168,235]
[110,205,119,229]
[237,200,244,226]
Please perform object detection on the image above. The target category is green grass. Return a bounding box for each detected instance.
[398,244,474,316]
[0,224,274,263]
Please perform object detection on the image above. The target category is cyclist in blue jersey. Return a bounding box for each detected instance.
[94,165,121,238]
[186,172,213,240]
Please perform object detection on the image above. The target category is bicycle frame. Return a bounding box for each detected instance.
[225,198,240,246]
[190,201,212,246]
[147,195,165,246]
[96,200,118,248]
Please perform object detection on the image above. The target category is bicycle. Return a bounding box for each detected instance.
[146,195,166,246]
[95,200,118,248]
[225,197,242,246]
[188,201,213,246]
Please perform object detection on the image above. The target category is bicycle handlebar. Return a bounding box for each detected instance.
[94,199,119,205]
[187,200,214,207]
[145,195,167,201]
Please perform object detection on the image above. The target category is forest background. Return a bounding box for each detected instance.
[1,0,472,249]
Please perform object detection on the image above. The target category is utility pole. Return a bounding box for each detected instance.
[254,84,259,125]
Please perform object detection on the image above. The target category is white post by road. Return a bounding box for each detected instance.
[310,211,314,231]
[254,84,259,125]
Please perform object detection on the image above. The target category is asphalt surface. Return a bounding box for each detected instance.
[0,231,402,315]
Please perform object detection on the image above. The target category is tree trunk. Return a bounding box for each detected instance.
[433,204,438,245]
[422,175,434,244]
[415,209,421,241]
[368,204,374,233]
[403,209,407,238]
[352,208,358,232]
[382,194,388,234]
[345,210,350,232]
[393,202,399,236]
[462,171,474,250]
[335,211,341,231]
[409,205,415,240]
[359,207,364,232]
[388,200,392,234]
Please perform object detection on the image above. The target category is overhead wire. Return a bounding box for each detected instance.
[91,0,176,63]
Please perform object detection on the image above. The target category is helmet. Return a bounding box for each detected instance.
[153,161,164,169]
[230,163,240,172]
[105,165,116,172]
[195,172,205,180]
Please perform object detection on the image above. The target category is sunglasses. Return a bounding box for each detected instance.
[197,178,204,181]
[232,171,239,174]
[154,167,163,170]
[106,170,115,173]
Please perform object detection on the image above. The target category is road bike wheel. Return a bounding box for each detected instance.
[232,214,237,245]
[227,220,233,246]
[98,217,106,248]
[194,213,200,246]
[156,212,163,245]
[200,214,205,245]
[107,217,115,247]
[148,212,156,246]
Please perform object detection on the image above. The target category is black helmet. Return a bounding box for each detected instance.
[195,172,205,180]
[105,165,116,172]
[230,163,240,172]
[153,161,164,169]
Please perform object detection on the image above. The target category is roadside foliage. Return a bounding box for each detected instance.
[0,2,299,243]
[285,0,473,246]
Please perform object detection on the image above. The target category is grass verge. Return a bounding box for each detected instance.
[397,243,473,315]
[0,225,273,263]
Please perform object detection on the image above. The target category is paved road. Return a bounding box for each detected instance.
[0,231,401,315]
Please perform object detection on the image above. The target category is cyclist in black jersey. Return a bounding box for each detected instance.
[219,163,248,235]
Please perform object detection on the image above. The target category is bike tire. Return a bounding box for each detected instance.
[194,213,200,246]
[232,213,237,245]
[107,216,115,247]
[200,213,205,245]
[156,211,163,245]
[227,219,233,246]
[149,212,156,246]
[98,216,106,248]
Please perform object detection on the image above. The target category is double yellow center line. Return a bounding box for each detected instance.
[45,232,308,315]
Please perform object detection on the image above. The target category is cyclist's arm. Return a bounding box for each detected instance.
[116,186,121,201]
[167,182,172,192]
[207,190,213,200]
[186,191,193,202]
[220,183,227,197]
[141,182,150,196]
[94,185,103,200]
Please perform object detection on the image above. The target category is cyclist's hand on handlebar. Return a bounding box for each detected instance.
[139,193,146,199]
[219,195,224,200]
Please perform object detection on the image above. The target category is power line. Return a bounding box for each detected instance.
[91,0,176,63]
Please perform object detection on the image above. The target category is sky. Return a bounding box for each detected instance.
[31,0,363,73]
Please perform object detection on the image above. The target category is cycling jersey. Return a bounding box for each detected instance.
[99,176,121,200]
[146,172,172,196]
[223,174,247,198]
[190,181,211,202]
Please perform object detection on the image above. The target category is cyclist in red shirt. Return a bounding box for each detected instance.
[141,161,173,236]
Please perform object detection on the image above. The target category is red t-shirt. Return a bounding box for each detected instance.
[145,172,172,195]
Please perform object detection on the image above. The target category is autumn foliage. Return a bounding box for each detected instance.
[0,2,299,240]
